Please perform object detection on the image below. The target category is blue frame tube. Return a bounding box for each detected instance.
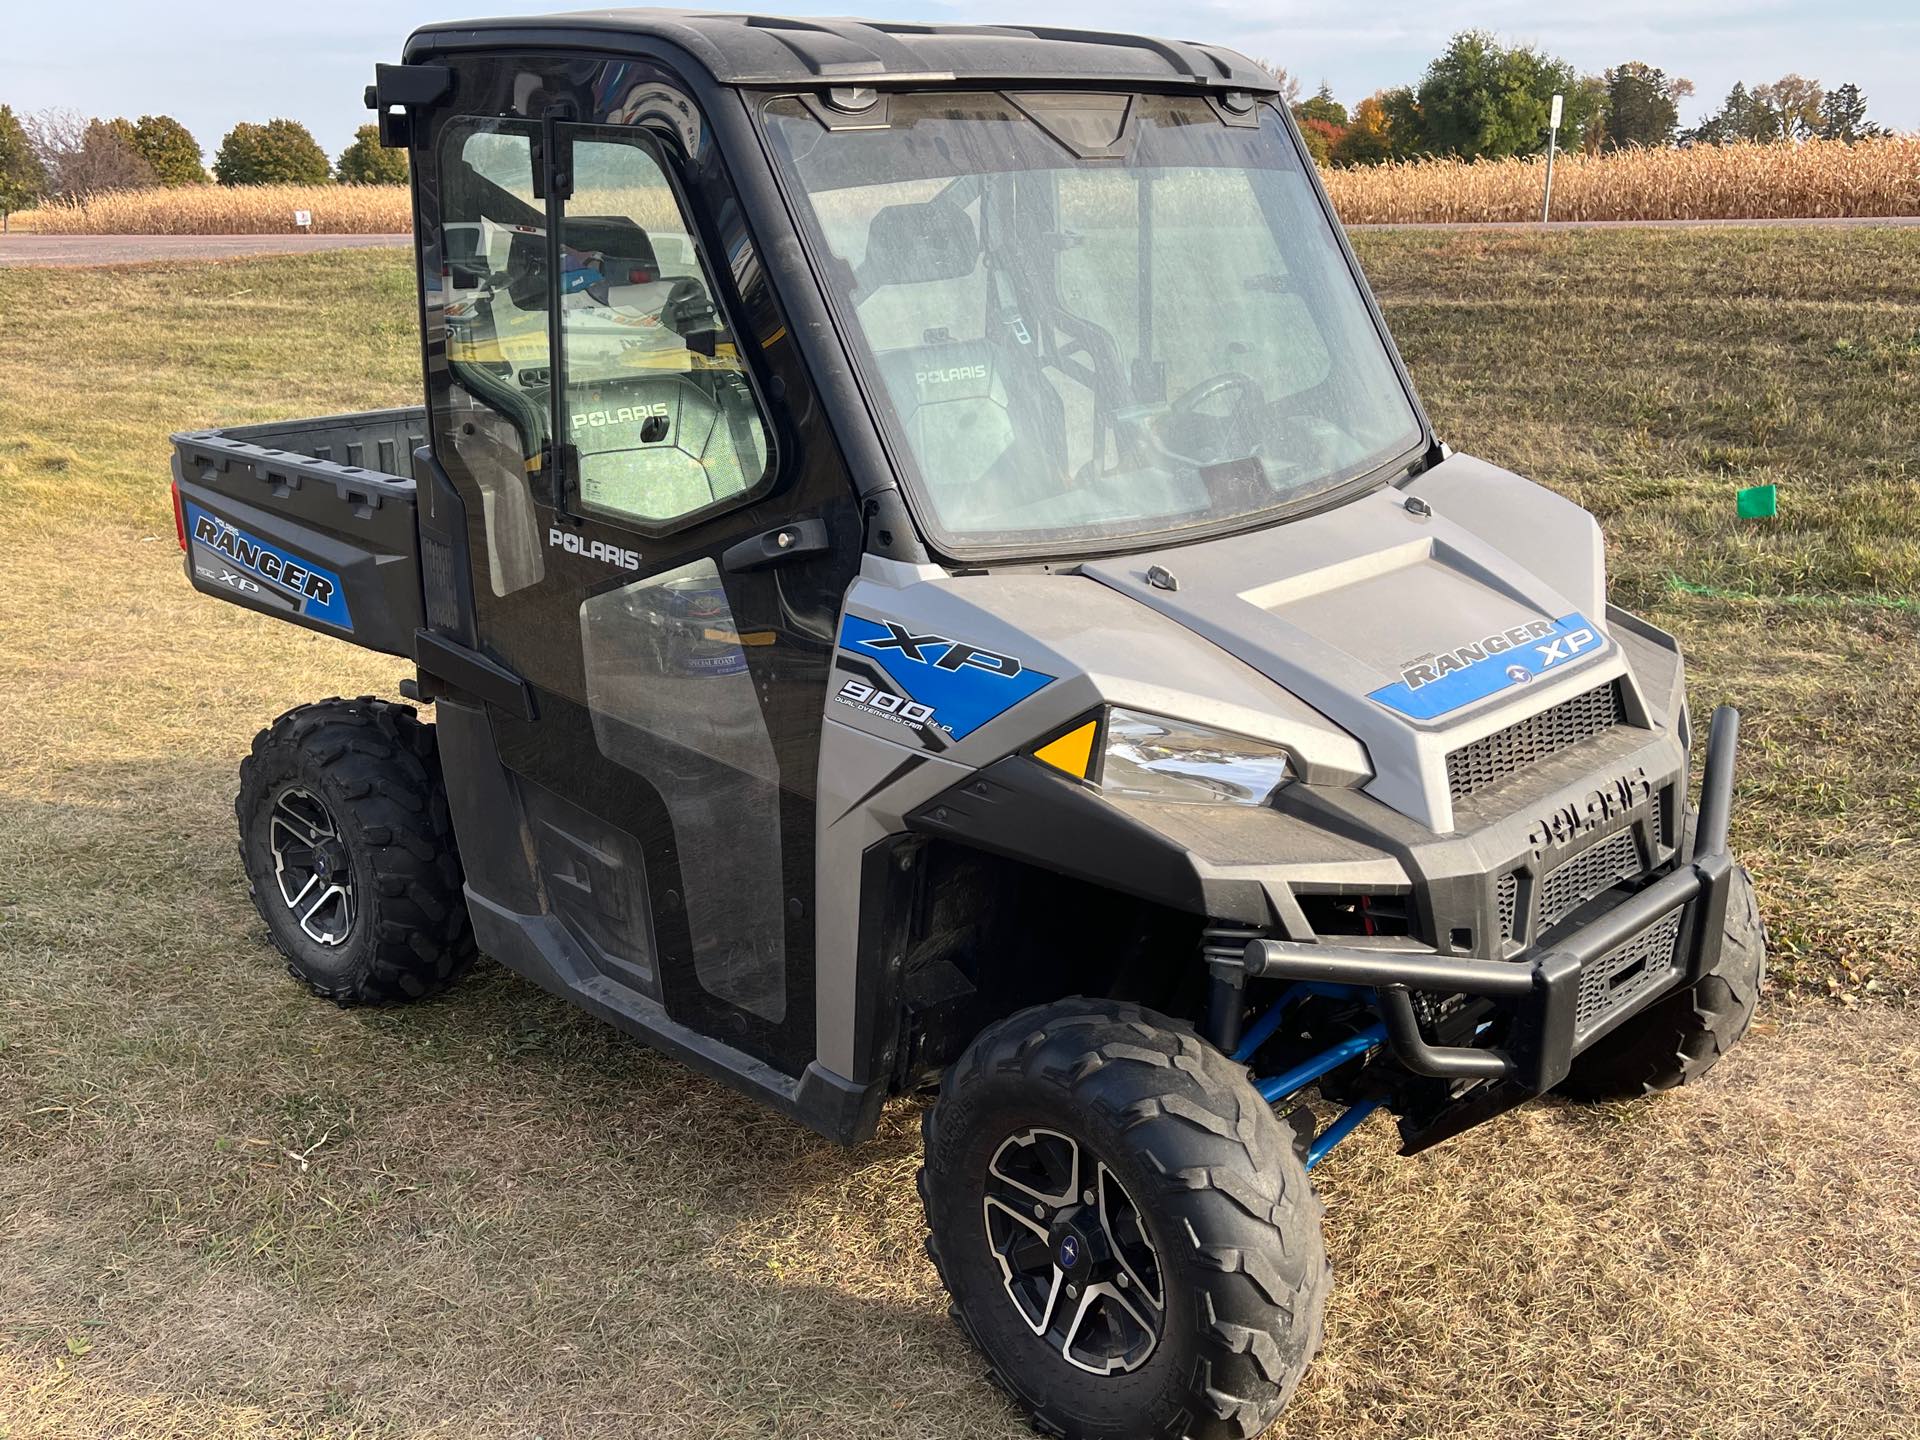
[1241,986,1388,1168]
[1253,1022,1386,1104]
[1231,981,1372,1063]
[1305,1098,1380,1169]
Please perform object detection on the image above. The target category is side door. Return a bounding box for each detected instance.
[419,68,865,1075]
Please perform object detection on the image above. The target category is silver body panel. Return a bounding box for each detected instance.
[812,453,1688,1076]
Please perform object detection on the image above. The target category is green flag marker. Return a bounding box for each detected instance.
[1736,484,1778,519]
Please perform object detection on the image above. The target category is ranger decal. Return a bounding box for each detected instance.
[1367,612,1605,720]
[186,502,352,632]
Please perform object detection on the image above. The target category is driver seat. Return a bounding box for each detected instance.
[856,197,1067,528]
[872,340,1047,527]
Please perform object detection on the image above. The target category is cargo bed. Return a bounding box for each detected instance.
[171,408,427,658]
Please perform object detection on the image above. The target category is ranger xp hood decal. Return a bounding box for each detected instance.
[1368,612,1604,720]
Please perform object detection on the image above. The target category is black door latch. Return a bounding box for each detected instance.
[721,518,830,572]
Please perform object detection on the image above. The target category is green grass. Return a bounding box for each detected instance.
[1,233,1917,1439]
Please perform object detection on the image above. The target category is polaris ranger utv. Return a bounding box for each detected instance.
[169,12,1764,1437]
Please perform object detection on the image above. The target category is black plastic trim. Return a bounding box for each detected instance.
[467,889,886,1143]
[722,516,831,572]
[414,628,538,721]
[366,62,452,147]
[369,61,451,108]
[411,447,478,644]
[403,15,1275,94]
[906,755,1211,917]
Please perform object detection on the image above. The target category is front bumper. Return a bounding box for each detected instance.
[1237,706,1742,1109]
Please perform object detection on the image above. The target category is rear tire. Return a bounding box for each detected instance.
[1559,853,1765,1101]
[920,1000,1329,1440]
[236,696,474,1004]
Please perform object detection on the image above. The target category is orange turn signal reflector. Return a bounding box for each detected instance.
[1034,720,1099,780]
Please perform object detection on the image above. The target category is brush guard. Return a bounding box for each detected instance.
[1219,707,1742,1165]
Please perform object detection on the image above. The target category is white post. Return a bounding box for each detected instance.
[1541,93,1564,223]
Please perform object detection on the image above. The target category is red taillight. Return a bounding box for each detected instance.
[628,267,653,284]
[171,478,186,550]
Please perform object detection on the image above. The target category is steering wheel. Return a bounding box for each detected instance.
[1171,370,1264,417]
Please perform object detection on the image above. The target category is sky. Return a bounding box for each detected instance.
[2,0,1913,162]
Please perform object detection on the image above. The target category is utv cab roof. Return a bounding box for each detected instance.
[403,8,1277,95]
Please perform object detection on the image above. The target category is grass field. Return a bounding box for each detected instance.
[1,229,1917,1439]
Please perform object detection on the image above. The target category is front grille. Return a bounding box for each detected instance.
[1446,681,1623,802]
[1534,793,1666,937]
[1576,911,1683,1036]
[1540,828,1642,931]
[1495,871,1521,943]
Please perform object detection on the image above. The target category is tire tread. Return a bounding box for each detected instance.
[920,1000,1330,1440]
[236,696,474,1005]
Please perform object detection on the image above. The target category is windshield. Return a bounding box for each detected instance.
[762,92,1425,557]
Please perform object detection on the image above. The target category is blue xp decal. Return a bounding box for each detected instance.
[1368,612,1604,721]
[185,502,352,632]
[837,614,1053,740]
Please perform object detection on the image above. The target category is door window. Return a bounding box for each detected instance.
[560,134,773,530]
[433,121,779,585]
[436,120,550,597]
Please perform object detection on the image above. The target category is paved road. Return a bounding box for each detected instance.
[0,233,412,267]
[1347,215,1920,232]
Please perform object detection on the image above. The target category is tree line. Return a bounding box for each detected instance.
[0,109,405,223]
[0,42,1900,224]
[1264,32,1890,167]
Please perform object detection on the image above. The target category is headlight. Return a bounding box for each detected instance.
[1099,709,1293,807]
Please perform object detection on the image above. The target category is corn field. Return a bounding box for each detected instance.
[10,183,413,235]
[1323,137,1920,224]
[7,137,1917,234]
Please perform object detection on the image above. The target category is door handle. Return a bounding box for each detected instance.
[722,518,830,573]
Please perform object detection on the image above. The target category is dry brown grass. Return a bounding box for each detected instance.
[10,183,412,235]
[1,233,1917,1438]
[1325,136,1920,223]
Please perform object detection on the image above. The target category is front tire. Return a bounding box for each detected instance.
[920,1000,1329,1440]
[236,696,474,1004]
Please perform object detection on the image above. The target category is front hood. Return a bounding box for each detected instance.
[1080,454,1625,831]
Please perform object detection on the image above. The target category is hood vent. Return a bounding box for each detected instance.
[1446,681,1623,801]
